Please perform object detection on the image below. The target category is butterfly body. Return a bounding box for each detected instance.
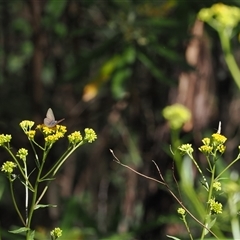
[44,108,64,127]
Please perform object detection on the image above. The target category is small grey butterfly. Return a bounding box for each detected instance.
[44,108,65,127]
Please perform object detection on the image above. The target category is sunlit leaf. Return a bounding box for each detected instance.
[9,227,30,234]
[34,204,57,210]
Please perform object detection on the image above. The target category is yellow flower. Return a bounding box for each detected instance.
[213,181,221,191]
[178,144,193,154]
[162,104,191,130]
[217,144,226,154]
[202,138,210,146]
[20,120,35,131]
[42,126,55,135]
[1,161,17,173]
[212,133,227,145]
[177,207,185,215]
[84,128,97,143]
[199,145,213,154]
[208,199,222,214]
[50,227,62,238]
[0,134,12,146]
[68,131,83,145]
[198,3,240,30]
[16,148,28,162]
[26,130,36,140]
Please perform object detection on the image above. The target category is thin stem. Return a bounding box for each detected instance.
[26,149,49,239]
[23,161,29,225]
[182,215,194,240]
[9,175,25,226]
[216,153,240,180]
[188,153,209,190]
[219,30,240,90]
[4,147,34,191]
[200,163,216,240]
[29,140,40,167]
[110,149,219,239]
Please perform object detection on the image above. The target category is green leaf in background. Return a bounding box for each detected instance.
[45,0,67,19]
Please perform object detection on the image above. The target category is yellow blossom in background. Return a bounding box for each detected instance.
[0,134,12,146]
[162,104,191,130]
[1,161,17,173]
[198,3,240,32]
[213,181,221,191]
[50,227,62,239]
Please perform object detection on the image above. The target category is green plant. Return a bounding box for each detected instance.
[198,3,240,90]
[111,105,240,239]
[0,116,97,240]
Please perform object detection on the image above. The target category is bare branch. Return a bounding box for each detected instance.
[110,149,219,240]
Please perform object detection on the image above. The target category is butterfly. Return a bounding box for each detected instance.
[44,108,65,127]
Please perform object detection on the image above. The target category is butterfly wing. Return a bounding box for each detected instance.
[46,108,55,121]
[44,108,57,127]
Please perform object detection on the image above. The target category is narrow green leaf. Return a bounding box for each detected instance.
[34,204,57,210]
[166,235,182,240]
[9,227,30,234]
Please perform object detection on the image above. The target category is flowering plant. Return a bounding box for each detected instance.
[112,103,240,239]
[198,3,240,90]
[1,119,97,240]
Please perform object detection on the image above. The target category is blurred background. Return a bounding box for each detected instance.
[1,0,240,239]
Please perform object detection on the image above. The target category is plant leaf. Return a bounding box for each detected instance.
[34,204,57,210]
[166,235,182,240]
[9,227,30,234]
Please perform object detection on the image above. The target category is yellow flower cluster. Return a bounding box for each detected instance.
[16,148,28,162]
[162,104,191,130]
[178,143,194,155]
[68,131,83,145]
[0,134,12,146]
[20,120,35,131]
[198,3,240,30]
[37,124,67,145]
[177,207,186,216]
[199,133,227,155]
[50,227,62,238]
[213,181,221,191]
[1,161,17,173]
[84,128,97,143]
[208,199,222,214]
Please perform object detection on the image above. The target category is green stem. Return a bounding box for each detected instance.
[171,129,182,174]
[216,153,240,180]
[41,142,84,180]
[23,161,29,224]
[200,162,216,240]
[26,149,49,239]
[9,175,25,226]
[4,147,34,191]
[219,30,240,90]
[182,215,194,240]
